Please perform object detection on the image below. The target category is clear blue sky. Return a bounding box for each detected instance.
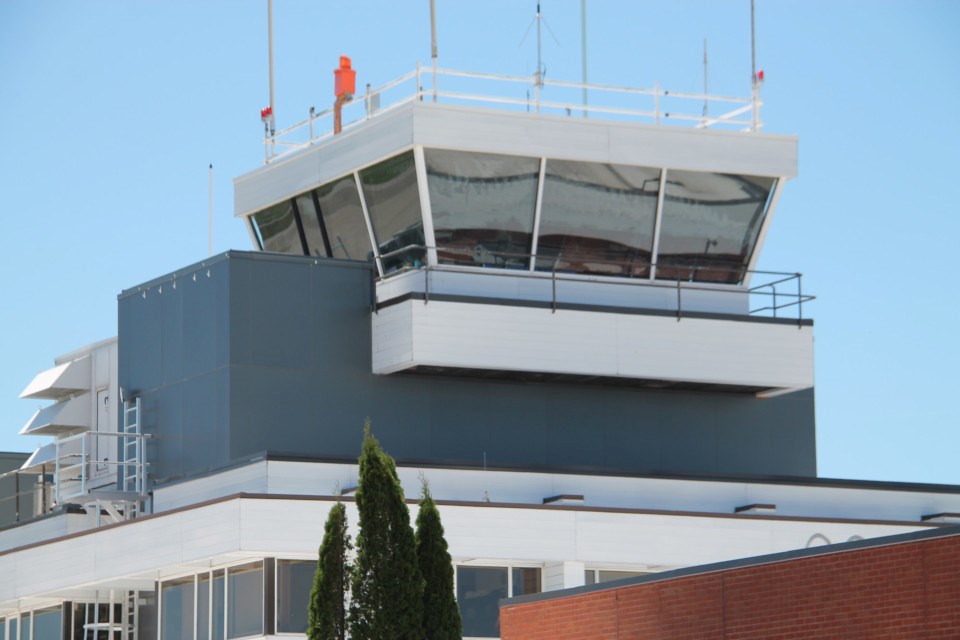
[1,1,957,485]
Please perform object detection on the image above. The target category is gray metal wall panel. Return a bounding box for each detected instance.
[121,252,816,483]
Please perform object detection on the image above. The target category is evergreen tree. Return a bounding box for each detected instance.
[416,479,463,640]
[308,501,351,640]
[349,420,425,639]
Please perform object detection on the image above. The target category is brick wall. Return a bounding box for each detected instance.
[500,532,960,639]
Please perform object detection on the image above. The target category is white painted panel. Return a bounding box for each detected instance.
[154,461,269,511]
[235,102,797,219]
[372,300,814,392]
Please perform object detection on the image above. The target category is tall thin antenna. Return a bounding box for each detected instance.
[750,0,759,132]
[580,0,588,117]
[429,0,438,102]
[267,0,276,135]
[703,38,709,118]
[208,164,214,257]
[536,2,543,88]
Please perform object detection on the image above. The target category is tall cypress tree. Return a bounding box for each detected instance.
[349,420,424,640]
[416,480,463,640]
[308,502,351,640]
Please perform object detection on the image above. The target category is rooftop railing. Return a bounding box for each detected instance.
[373,246,813,326]
[263,65,763,163]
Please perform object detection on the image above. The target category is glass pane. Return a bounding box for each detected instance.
[315,175,373,262]
[456,566,507,638]
[8,619,16,640]
[584,570,596,585]
[359,151,425,272]
[213,571,225,640]
[197,575,210,640]
[20,616,29,640]
[31,609,60,640]
[426,149,540,269]
[295,193,329,257]
[511,567,541,597]
[253,200,304,255]
[227,563,263,639]
[656,171,775,284]
[537,161,659,277]
[161,578,195,640]
[597,570,649,583]
[277,560,317,633]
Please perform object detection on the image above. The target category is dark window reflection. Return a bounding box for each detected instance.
[457,566,507,638]
[32,608,61,640]
[360,151,425,272]
[161,578,195,640]
[227,563,264,639]
[537,161,659,276]
[316,175,373,262]
[277,560,317,633]
[656,171,775,284]
[511,567,542,596]
[253,200,304,255]
[426,149,539,269]
[295,194,329,257]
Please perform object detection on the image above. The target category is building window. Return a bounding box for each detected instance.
[656,171,775,284]
[359,150,426,272]
[276,560,317,634]
[456,565,541,638]
[161,577,195,640]
[252,200,304,255]
[583,569,650,585]
[227,562,264,639]
[315,175,373,262]
[537,160,660,277]
[425,149,540,269]
[30,608,60,640]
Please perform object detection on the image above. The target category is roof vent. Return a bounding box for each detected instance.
[735,503,777,514]
[543,494,585,506]
[921,512,960,524]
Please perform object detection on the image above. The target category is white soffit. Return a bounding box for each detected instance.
[19,395,90,436]
[20,356,90,400]
[19,443,58,473]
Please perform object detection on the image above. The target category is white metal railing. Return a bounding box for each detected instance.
[263,65,763,163]
[54,430,150,504]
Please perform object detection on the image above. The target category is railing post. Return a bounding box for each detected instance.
[552,266,558,314]
[654,81,661,125]
[416,61,422,101]
[676,279,682,321]
[424,265,430,305]
[308,106,315,142]
[772,285,777,319]
[797,273,803,328]
[81,433,87,496]
[14,471,19,524]
[55,437,61,505]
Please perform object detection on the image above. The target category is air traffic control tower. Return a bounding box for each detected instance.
[186,64,820,481]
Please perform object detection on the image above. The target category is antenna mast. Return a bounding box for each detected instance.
[750,0,759,131]
[208,164,214,257]
[267,0,276,136]
[581,0,588,117]
[430,0,438,102]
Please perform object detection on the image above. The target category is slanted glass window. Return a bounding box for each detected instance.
[316,175,373,262]
[227,562,264,639]
[457,566,506,638]
[161,577,195,640]
[8,617,16,640]
[426,149,540,269]
[31,608,61,640]
[359,151,425,272]
[656,171,775,284]
[276,560,317,633]
[295,193,329,257]
[537,161,659,277]
[253,200,304,255]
